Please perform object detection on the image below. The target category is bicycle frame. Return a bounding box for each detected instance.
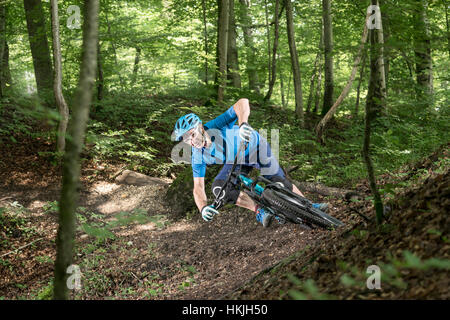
[211,140,344,228]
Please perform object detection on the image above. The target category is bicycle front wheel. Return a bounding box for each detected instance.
[261,188,337,230]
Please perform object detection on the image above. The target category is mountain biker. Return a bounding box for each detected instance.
[172,98,329,227]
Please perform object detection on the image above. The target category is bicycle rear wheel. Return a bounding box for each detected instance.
[261,188,338,230]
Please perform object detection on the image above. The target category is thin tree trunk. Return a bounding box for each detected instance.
[413,0,433,104]
[321,0,334,116]
[202,0,209,84]
[313,62,323,114]
[445,0,450,57]
[238,0,259,92]
[96,41,103,101]
[381,2,390,95]
[217,0,229,105]
[279,54,286,107]
[264,0,281,102]
[1,41,12,91]
[306,31,323,113]
[105,9,124,87]
[53,0,99,300]
[24,0,54,102]
[286,68,292,107]
[227,0,241,88]
[285,0,303,123]
[315,11,370,142]
[363,0,385,225]
[355,49,367,116]
[50,0,69,152]
[0,4,5,97]
[132,46,141,83]
[264,0,271,85]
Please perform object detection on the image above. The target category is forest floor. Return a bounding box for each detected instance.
[0,124,448,300]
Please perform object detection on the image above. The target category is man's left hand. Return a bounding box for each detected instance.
[239,122,253,142]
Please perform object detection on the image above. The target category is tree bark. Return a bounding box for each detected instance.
[104,8,124,87]
[264,0,281,102]
[96,41,103,101]
[321,0,334,116]
[285,0,303,123]
[23,0,54,102]
[1,40,11,92]
[53,0,99,300]
[50,0,70,153]
[315,11,370,142]
[313,58,323,114]
[306,31,323,113]
[264,0,271,85]
[413,0,433,104]
[445,0,450,57]
[354,49,367,116]
[132,46,141,83]
[381,1,390,95]
[279,54,286,107]
[217,0,229,105]
[227,0,241,88]
[0,4,5,97]
[238,0,259,93]
[202,0,209,84]
[363,0,385,225]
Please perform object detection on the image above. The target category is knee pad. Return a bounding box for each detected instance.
[211,180,240,204]
[269,176,293,191]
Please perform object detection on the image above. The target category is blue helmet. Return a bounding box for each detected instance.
[173,113,202,141]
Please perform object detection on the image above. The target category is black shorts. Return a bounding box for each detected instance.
[211,169,293,205]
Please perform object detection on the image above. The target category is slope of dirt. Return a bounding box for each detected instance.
[227,147,449,300]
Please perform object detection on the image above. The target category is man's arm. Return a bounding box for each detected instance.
[233,98,250,126]
[193,177,208,211]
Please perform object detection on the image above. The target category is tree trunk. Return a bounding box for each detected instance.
[285,0,303,123]
[132,46,141,83]
[238,0,259,93]
[313,61,323,114]
[96,41,103,101]
[413,0,433,104]
[53,0,99,300]
[105,8,124,87]
[217,0,229,105]
[227,0,241,88]
[306,31,323,113]
[264,0,281,102]
[23,0,54,102]
[1,40,11,92]
[445,0,450,57]
[381,1,390,95]
[279,54,286,107]
[363,0,385,225]
[0,4,5,97]
[202,0,209,84]
[315,10,370,142]
[321,0,334,116]
[264,0,271,86]
[50,0,69,153]
[354,49,367,116]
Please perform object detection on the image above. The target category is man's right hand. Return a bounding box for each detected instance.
[201,205,219,222]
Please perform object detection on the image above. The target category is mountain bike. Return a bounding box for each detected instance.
[211,141,344,230]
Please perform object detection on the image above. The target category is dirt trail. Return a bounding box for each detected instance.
[0,175,344,299]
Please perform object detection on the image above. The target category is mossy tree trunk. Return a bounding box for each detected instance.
[53,0,99,300]
[363,0,385,225]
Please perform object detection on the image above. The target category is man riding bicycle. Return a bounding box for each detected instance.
[172,98,329,227]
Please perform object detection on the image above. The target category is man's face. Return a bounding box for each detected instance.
[182,124,210,149]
